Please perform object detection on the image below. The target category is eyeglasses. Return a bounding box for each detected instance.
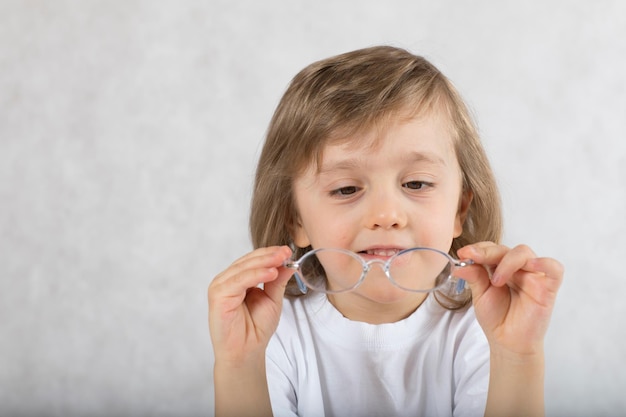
[283,247,473,294]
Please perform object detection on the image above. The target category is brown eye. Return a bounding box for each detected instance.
[403,181,425,190]
[333,186,358,195]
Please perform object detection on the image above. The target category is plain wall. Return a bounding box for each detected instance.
[1,1,625,416]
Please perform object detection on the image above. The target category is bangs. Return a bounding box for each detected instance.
[306,85,458,175]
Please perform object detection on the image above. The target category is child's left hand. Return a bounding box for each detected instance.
[456,242,564,356]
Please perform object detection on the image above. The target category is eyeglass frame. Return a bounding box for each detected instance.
[283,246,473,294]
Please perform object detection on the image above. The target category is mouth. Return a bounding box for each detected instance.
[359,248,402,257]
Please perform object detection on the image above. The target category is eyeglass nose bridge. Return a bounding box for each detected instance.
[359,250,467,292]
[361,258,391,271]
[333,256,393,290]
[358,258,395,283]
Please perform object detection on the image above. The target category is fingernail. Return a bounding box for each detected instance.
[490,273,501,285]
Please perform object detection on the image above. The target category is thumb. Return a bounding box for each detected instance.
[455,247,492,299]
[455,263,491,300]
[263,266,294,304]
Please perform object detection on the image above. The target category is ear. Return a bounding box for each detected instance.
[290,216,311,248]
[453,189,473,238]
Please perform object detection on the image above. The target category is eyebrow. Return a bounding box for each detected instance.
[318,158,363,174]
[403,151,447,167]
[319,151,447,174]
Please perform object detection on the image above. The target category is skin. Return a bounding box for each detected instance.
[208,113,564,417]
[291,113,469,323]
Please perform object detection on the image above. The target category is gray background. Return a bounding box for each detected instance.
[1,1,625,416]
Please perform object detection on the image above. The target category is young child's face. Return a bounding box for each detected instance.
[292,112,469,306]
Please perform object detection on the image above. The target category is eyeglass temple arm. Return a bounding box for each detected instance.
[283,260,309,294]
[452,258,474,294]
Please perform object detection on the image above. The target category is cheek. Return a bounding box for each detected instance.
[297,201,357,248]
[420,193,464,241]
[305,215,353,247]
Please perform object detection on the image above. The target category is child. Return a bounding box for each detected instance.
[208,46,563,417]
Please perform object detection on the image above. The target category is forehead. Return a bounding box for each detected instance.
[317,111,457,173]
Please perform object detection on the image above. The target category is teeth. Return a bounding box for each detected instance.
[366,249,399,256]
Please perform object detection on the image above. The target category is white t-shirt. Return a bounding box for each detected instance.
[266,291,489,417]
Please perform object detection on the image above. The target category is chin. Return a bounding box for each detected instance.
[356,282,424,305]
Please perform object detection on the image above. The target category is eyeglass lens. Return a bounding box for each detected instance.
[296,248,454,293]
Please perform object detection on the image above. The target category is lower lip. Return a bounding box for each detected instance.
[359,252,398,261]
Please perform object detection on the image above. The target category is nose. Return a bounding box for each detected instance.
[363,188,408,230]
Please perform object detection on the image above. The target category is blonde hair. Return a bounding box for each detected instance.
[250,46,502,309]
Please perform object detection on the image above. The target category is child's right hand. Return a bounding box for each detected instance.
[208,245,294,365]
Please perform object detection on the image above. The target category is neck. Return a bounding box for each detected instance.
[326,292,429,324]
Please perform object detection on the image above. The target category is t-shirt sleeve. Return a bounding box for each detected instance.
[266,336,299,417]
[453,317,490,417]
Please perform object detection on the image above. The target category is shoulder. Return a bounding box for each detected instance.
[268,294,318,357]
[428,296,484,338]
[266,294,323,413]
[424,298,489,369]
[378,294,478,342]
[275,294,315,332]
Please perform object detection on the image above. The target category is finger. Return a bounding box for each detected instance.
[457,241,509,266]
[525,256,565,291]
[453,263,492,298]
[227,246,292,274]
[263,266,295,305]
[209,267,277,311]
[460,243,536,287]
[212,246,292,286]
[489,244,537,286]
[456,242,498,297]
[209,246,293,304]
[457,242,507,287]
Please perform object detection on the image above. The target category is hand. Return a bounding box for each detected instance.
[208,246,294,364]
[456,242,564,356]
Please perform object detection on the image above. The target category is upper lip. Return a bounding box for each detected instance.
[358,245,409,255]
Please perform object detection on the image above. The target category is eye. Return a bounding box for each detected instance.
[329,186,360,197]
[402,181,430,190]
